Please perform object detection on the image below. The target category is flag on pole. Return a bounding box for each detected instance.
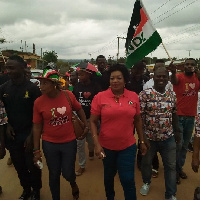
[126,0,162,68]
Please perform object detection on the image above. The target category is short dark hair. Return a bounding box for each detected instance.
[108,64,130,84]
[132,61,146,70]
[96,55,106,62]
[141,59,147,64]
[185,58,197,65]
[8,55,27,68]
[153,60,165,72]
[155,59,165,64]
[154,66,169,77]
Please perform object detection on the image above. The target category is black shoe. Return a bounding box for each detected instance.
[72,183,79,200]
[89,151,94,160]
[0,186,2,194]
[19,189,31,200]
[194,187,200,200]
[179,170,187,179]
[176,173,181,185]
[31,190,40,200]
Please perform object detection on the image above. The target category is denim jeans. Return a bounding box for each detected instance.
[103,144,137,200]
[141,136,176,199]
[42,140,77,200]
[176,116,195,173]
[137,140,159,170]
[77,131,94,168]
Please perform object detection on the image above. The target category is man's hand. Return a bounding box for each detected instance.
[174,131,181,144]
[33,151,42,169]
[143,134,150,150]
[76,126,89,140]
[192,155,200,173]
[168,61,177,74]
[140,143,148,156]
[195,70,200,81]
[6,123,15,140]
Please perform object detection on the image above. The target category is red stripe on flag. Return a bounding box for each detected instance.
[133,8,148,37]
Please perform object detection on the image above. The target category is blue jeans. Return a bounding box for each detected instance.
[103,144,137,200]
[141,136,176,199]
[42,140,77,200]
[176,116,195,173]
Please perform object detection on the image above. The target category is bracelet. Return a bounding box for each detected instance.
[92,135,96,138]
[140,141,145,144]
[33,150,41,154]
[85,127,89,129]
[33,148,40,152]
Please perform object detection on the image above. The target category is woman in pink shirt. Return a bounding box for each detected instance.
[32,69,88,200]
[90,64,147,200]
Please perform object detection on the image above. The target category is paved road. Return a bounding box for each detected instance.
[0,149,198,200]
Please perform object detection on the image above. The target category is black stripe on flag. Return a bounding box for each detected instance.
[125,0,142,51]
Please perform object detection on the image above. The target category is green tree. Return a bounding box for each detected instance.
[43,50,58,65]
[118,57,126,64]
[90,58,95,64]
[56,60,69,75]
[83,59,89,63]
[0,38,6,44]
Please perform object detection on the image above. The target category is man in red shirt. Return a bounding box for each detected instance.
[170,58,200,184]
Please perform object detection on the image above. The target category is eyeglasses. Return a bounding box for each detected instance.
[185,63,196,66]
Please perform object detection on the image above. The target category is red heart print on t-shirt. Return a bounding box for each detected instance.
[83,92,91,98]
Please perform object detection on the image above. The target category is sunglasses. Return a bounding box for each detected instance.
[185,63,196,66]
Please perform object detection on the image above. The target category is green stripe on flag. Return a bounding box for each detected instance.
[126,31,162,68]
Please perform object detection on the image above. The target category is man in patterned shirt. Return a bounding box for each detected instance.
[0,99,8,194]
[139,66,180,200]
[191,93,200,200]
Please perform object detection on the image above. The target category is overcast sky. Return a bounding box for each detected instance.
[0,0,200,60]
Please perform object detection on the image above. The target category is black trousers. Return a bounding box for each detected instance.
[9,141,42,191]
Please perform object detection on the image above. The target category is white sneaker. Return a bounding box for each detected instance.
[165,195,177,200]
[140,183,150,196]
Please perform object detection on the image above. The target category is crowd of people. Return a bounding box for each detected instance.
[0,54,199,200]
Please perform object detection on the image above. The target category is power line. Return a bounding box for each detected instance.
[163,23,200,42]
[165,30,200,45]
[153,0,188,22]
[150,0,174,15]
[154,0,200,25]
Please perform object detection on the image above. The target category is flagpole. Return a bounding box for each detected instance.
[162,42,172,61]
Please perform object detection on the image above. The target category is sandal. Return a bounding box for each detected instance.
[75,167,85,176]
[152,169,158,178]
[72,183,79,200]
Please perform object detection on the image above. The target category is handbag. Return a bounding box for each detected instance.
[63,90,85,139]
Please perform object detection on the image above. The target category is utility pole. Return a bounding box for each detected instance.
[187,50,191,57]
[41,48,43,58]
[33,43,36,54]
[20,40,23,52]
[25,41,27,52]
[117,36,126,61]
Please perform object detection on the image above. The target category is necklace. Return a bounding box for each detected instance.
[114,95,121,103]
